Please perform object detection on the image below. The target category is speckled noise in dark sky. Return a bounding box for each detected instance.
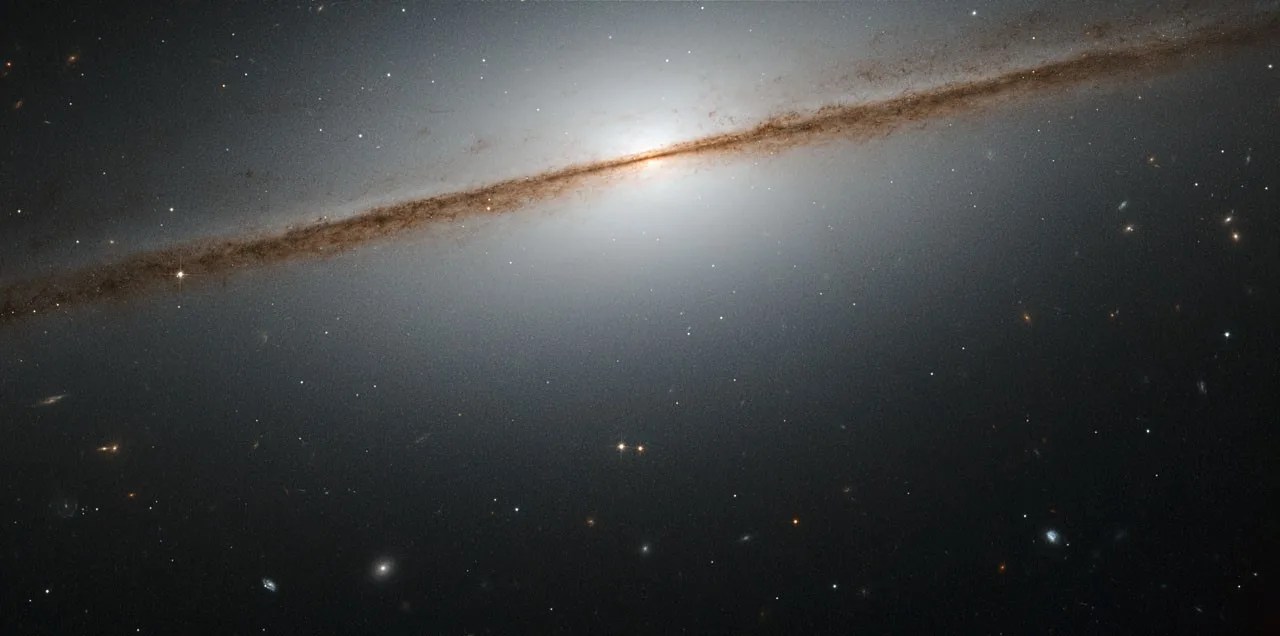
[1,8,1277,323]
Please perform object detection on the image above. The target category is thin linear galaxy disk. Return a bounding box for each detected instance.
[2,14,1278,325]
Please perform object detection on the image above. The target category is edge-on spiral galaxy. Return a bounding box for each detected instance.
[3,12,1277,325]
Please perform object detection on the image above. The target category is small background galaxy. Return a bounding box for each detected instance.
[2,1,1279,633]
